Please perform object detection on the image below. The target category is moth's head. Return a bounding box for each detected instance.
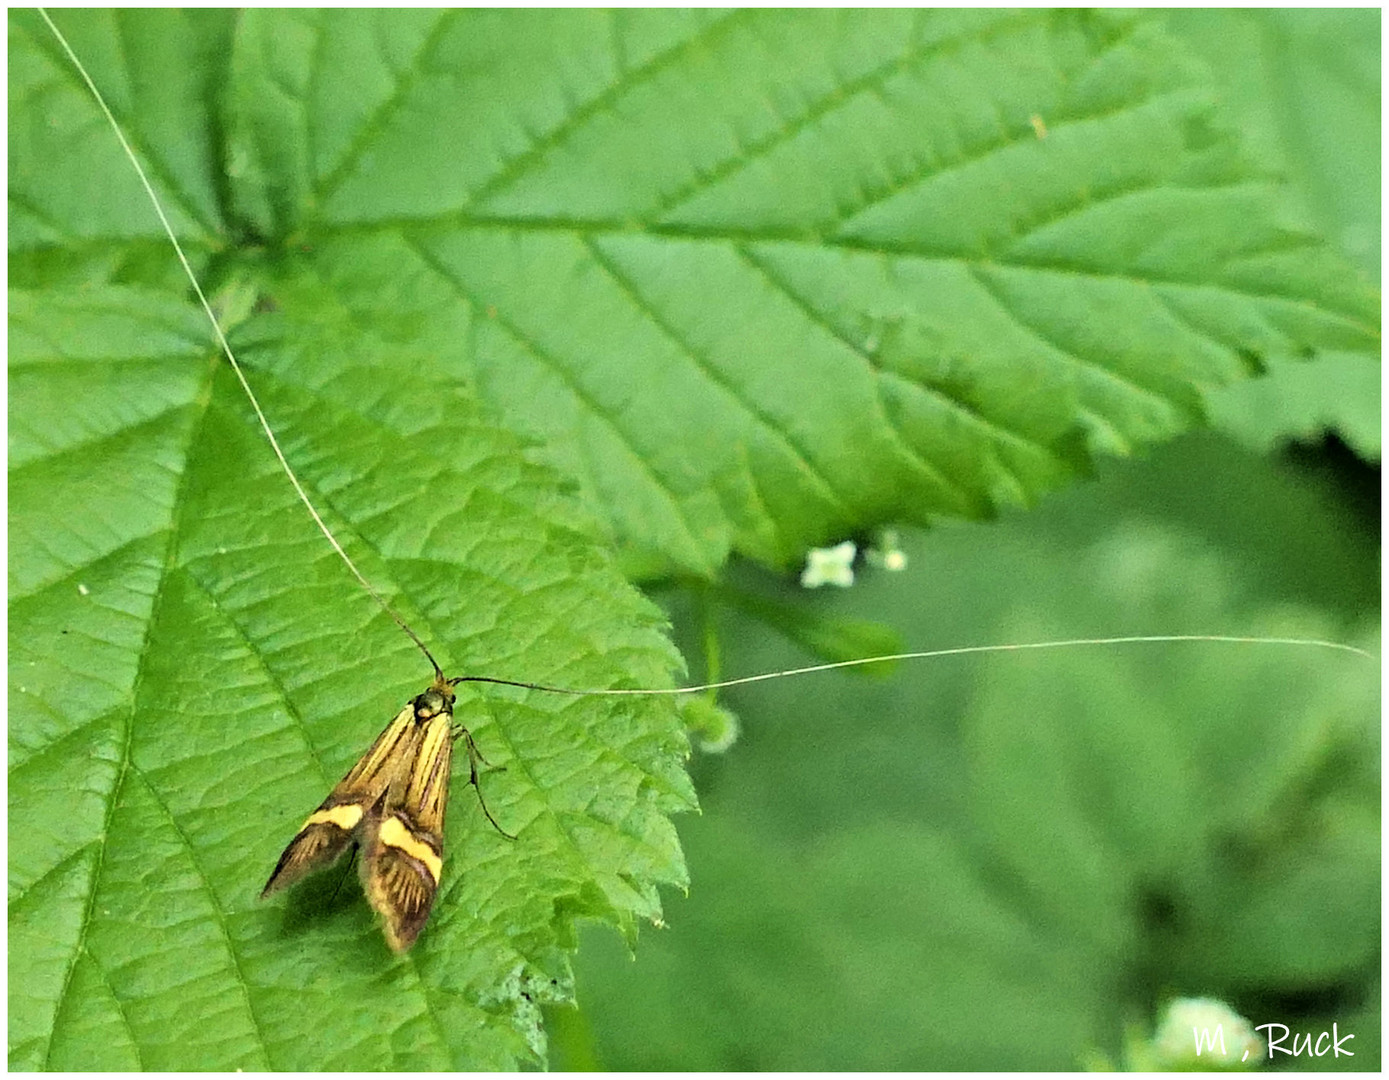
[412,675,456,721]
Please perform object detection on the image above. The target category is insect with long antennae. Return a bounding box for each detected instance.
[20,8,1377,1068]
[27,11,694,962]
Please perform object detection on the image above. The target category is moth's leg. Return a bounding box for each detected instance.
[453,723,517,840]
[328,845,361,906]
[452,722,503,770]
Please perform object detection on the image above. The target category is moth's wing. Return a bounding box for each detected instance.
[360,712,452,951]
[390,699,452,835]
[259,804,361,897]
[336,699,428,795]
[262,701,422,897]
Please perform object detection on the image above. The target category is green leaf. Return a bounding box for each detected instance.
[8,284,694,1070]
[14,10,1378,575]
[8,9,230,287]
[969,604,1379,989]
[1166,10,1381,458]
[1206,349,1381,461]
[8,8,1379,1070]
[1166,10,1379,282]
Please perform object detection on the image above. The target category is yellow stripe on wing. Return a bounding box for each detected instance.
[377,815,443,884]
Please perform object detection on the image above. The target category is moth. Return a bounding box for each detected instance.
[262,673,511,952]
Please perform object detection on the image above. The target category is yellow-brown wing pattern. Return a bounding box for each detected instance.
[361,688,453,952]
[262,677,457,951]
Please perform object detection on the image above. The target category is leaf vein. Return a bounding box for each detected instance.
[178,568,334,790]
[834,86,1199,240]
[584,236,861,524]
[465,9,746,209]
[965,263,1172,409]
[400,232,711,561]
[126,763,273,1067]
[36,339,217,1068]
[736,243,1044,493]
[101,11,220,236]
[654,10,1036,220]
[316,11,460,203]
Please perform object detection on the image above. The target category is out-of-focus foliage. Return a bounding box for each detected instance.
[566,434,1379,1071]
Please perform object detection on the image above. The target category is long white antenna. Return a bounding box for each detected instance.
[453,634,1374,696]
[40,8,447,680]
[44,11,1375,702]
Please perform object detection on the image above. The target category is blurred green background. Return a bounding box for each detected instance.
[550,10,1380,1071]
[556,434,1378,1071]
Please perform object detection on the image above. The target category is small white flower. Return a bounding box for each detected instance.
[1151,997,1264,1069]
[865,529,907,572]
[800,541,857,588]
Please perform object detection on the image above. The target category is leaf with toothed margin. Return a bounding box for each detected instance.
[7,7,1379,1070]
[12,9,1378,582]
[8,285,694,1070]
